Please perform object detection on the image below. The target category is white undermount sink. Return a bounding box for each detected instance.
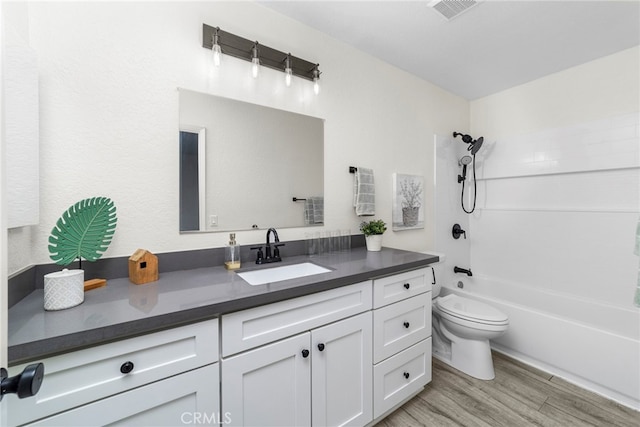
[237,262,332,286]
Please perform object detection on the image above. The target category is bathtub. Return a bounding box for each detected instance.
[439,275,640,410]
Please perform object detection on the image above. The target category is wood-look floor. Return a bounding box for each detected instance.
[377,352,640,427]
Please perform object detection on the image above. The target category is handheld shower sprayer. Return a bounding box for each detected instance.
[452,132,485,214]
[458,155,472,183]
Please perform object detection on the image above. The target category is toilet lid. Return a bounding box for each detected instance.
[436,294,508,324]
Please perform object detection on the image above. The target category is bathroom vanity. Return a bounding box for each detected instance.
[7,248,437,426]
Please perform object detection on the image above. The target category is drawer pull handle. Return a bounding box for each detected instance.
[403,372,410,379]
[404,283,410,290]
[301,349,310,358]
[317,343,325,352]
[403,321,410,329]
[120,361,134,374]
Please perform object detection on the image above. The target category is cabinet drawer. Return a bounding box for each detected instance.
[222,281,372,356]
[373,294,431,363]
[373,338,432,419]
[373,268,431,309]
[8,319,218,426]
[26,364,220,426]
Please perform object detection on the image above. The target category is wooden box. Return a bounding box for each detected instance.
[128,249,159,285]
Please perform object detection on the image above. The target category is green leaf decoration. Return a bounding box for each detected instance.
[48,197,117,266]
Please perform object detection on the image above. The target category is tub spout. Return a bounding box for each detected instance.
[454,266,473,277]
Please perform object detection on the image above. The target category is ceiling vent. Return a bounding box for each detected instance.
[428,0,482,21]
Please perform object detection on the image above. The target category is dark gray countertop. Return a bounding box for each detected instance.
[9,247,438,365]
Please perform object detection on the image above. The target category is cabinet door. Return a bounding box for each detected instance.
[27,364,219,426]
[311,312,373,427]
[222,333,311,427]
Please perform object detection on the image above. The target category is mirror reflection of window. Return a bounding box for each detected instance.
[179,130,200,232]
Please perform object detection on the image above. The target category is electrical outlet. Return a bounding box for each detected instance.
[210,215,218,226]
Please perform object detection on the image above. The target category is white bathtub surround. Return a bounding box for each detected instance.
[436,53,640,407]
[464,111,640,408]
[456,47,640,409]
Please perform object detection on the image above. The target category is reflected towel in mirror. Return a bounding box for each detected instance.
[304,197,324,225]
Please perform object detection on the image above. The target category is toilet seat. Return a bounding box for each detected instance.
[436,294,508,326]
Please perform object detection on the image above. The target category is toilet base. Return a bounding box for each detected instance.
[434,334,496,380]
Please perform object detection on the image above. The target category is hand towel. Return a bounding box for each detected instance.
[304,197,324,225]
[635,216,640,307]
[353,167,375,216]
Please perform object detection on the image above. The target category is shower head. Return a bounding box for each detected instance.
[454,132,484,155]
[469,136,484,155]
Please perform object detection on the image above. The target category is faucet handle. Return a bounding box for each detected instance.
[250,246,264,264]
[273,243,285,259]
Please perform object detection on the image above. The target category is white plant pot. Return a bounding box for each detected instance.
[44,268,84,311]
[365,234,383,251]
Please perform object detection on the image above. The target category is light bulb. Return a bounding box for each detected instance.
[284,54,292,87]
[313,65,320,95]
[252,58,260,78]
[212,44,221,67]
[251,44,260,78]
[212,28,221,67]
[285,68,292,87]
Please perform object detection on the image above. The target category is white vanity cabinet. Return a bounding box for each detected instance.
[371,268,432,420]
[8,319,219,427]
[221,282,373,427]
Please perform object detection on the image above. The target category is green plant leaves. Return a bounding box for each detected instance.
[48,197,117,266]
[359,219,387,236]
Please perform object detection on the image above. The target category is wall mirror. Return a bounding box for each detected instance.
[179,88,324,233]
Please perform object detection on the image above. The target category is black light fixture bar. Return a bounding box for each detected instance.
[203,24,319,81]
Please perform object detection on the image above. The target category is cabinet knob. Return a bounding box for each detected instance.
[403,372,410,379]
[120,361,135,374]
[404,283,410,290]
[0,363,45,401]
[403,321,410,329]
[317,343,325,352]
[301,349,310,358]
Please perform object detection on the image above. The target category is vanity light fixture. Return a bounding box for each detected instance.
[211,27,222,67]
[251,43,260,78]
[284,53,293,87]
[202,24,321,94]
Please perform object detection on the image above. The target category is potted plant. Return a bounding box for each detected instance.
[399,178,422,226]
[45,197,117,310]
[360,219,387,251]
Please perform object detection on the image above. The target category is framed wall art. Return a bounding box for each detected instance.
[392,173,424,231]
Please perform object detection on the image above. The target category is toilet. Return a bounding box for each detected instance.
[431,264,509,380]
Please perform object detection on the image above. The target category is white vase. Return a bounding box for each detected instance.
[44,268,84,311]
[365,234,383,251]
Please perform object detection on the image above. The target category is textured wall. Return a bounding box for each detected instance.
[7,2,468,274]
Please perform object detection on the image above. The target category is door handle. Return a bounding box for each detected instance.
[0,363,45,401]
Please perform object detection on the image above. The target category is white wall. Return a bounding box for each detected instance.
[470,46,639,309]
[7,2,468,274]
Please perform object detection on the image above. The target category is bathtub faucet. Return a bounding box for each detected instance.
[454,266,473,277]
